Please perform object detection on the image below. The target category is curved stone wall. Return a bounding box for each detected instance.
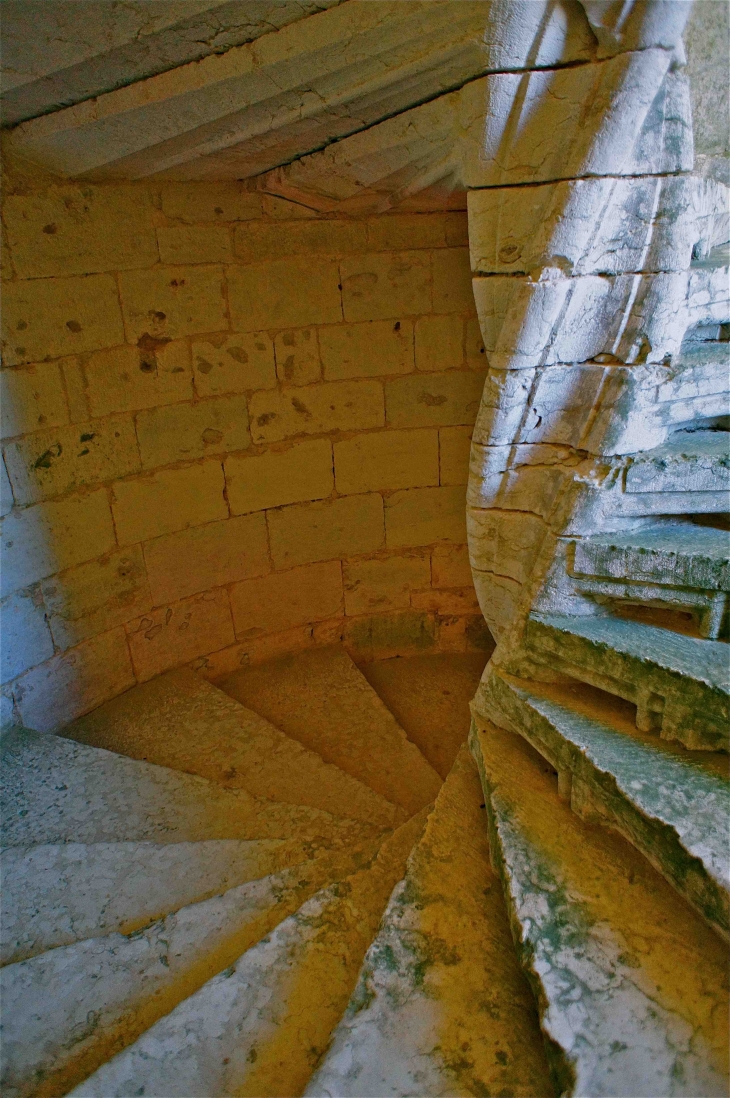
[1,175,491,732]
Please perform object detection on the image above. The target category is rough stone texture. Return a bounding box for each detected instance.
[3,839,382,1098]
[481,672,730,939]
[221,646,442,816]
[0,837,311,965]
[306,748,552,1097]
[525,614,730,752]
[470,720,729,1098]
[66,667,401,827]
[1,724,370,850]
[69,813,427,1098]
[231,560,343,638]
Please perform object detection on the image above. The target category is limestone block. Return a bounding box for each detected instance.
[366,213,447,252]
[126,590,235,682]
[415,314,463,372]
[249,380,383,443]
[319,319,414,381]
[468,176,698,277]
[144,514,270,604]
[432,544,473,589]
[386,370,486,429]
[465,317,487,369]
[234,219,366,264]
[157,225,232,265]
[0,457,14,517]
[579,0,691,56]
[41,547,152,651]
[525,366,606,447]
[0,490,115,597]
[432,248,474,314]
[84,341,192,417]
[61,359,90,422]
[262,196,319,220]
[343,555,430,616]
[136,394,250,468]
[111,461,227,546]
[445,212,470,247]
[334,429,438,494]
[118,266,227,342]
[4,415,140,505]
[471,569,522,640]
[472,369,535,446]
[13,628,135,733]
[3,185,158,278]
[345,609,436,660]
[0,588,54,684]
[1,274,124,366]
[227,258,342,332]
[160,184,261,223]
[268,494,384,569]
[0,363,69,440]
[341,252,431,322]
[225,439,333,515]
[274,329,321,386]
[231,560,342,637]
[411,587,481,614]
[386,486,467,548]
[0,691,14,729]
[467,442,578,517]
[467,508,547,584]
[439,425,473,486]
[192,332,275,396]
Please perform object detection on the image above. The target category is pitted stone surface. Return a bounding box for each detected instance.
[470,720,729,1098]
[66,668,402,828]
[526,613,730,751]
[0,726,370,849]
[1,836,382,1098]
[482,672,730,938]
[0,838,315,965]
[625,431,730,495]
[305,747,552,1097]
[572,523,730,590]
[68,811,428,1098]
[221,647,442,815]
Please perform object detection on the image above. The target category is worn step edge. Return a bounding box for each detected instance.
[305,745,554,1098]
[0,837,316,965]
[480,670,730,941]
[468,719,729,1098]
[1,725,377,849]
[68,810,430,1098]
[66,668,403,829]
[0,831,385,1098]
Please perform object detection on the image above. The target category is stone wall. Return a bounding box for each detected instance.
[1,173,491,732]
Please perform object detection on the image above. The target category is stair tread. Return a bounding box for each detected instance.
[531,613,730,692]
[359,652,489,779]
[2,836,383,1098]
[1,725,373,850]
[0,837,313,965]
[68,812,428,1098]
[221,646,442,815]
[65,668,401,828]
[471,721,730,1098]
[306,746,552,1098]
[578,523,730,561]
[487,672,729,936]
[625,430,730,494]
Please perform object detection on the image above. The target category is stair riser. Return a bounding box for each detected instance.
[569,577,727,639]
[524,620,729,751]
[572,542,730,592]
[481,674,729,940]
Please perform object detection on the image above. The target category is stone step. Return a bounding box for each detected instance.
[68,810,429,1098]
[570,523,730,637]
[359,651,489,779]
[1,725,375,851]
[524,613,729,751]
[66,668,402,829]
[470,720,729,1098]
[605,431,730,517]
[221,646,442,815]
[626,431,730,495]
[305,746,553,1098]
[1,834,383,1098]
[481,671,730,939]
[1,837,315,965]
